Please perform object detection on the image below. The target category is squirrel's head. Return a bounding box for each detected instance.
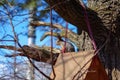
[56,39,61,45]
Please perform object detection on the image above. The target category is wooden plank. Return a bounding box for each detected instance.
[50,50,95,80]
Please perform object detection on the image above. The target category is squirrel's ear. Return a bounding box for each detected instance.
[56,33,61,39]
[56,33,64,41]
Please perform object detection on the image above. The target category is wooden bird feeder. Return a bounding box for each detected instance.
[50,50,109,80]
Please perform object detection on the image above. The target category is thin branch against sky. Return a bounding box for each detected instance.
[0,0,78,79]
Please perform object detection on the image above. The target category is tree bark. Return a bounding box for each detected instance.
[45,0,120,80]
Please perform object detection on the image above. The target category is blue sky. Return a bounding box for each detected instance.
[0,0,88,78]
[0,0,88,62]
[0,1,77,72]
[0,0,88,47]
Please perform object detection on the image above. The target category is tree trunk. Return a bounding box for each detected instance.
[27,6,37,80]
[45,0,120,80]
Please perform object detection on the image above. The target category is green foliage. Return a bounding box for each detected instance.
[0,0,15,6]
[0,0,5,4]
[0,0,62,24]
[22,0,37,9]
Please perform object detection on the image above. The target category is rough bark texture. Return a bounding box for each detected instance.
[31,21,93,50]
[45,0,120,80]
[0,0,119,80]
[0,45,59,65]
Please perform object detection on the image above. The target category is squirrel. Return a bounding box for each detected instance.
[56,33,75,53]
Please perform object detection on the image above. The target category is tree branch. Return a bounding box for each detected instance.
[0,45,22,52]
[30,21,63,29]
[31,21,80,47]
[45,0,91,32]
[45,0,120,36]
[0,45,60,64]
[40,31,79,46]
